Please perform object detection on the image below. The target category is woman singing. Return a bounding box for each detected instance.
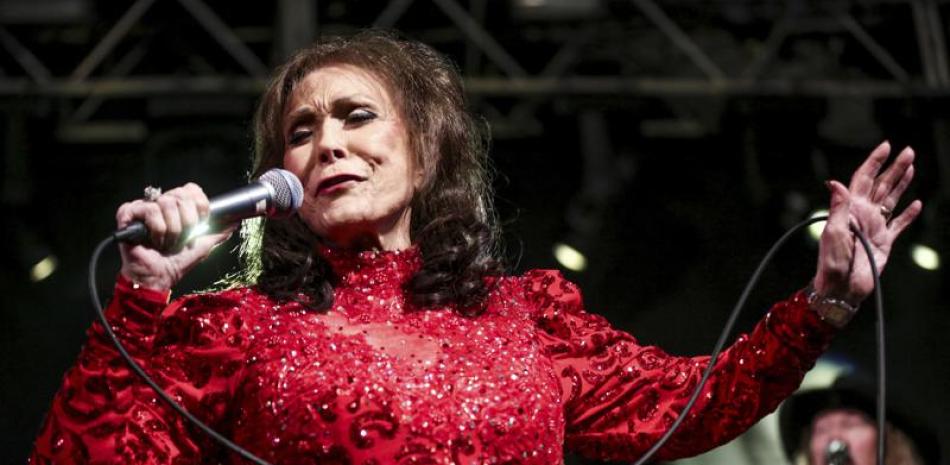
[30,30,921,465]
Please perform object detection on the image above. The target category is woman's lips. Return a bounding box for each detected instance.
[317,174,365,195]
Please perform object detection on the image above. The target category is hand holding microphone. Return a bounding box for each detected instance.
[115,169,303,291]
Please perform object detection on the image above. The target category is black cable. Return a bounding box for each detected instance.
[628,215,885,465]
[89,236,273,465]
[854,228,886,465]
[89,215,885,465]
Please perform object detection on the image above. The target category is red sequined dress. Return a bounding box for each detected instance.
[30,247,835,465]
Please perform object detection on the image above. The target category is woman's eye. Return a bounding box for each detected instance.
[346,109,376,124]
[288,129,311,145]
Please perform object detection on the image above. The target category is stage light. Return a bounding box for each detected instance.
[911,244,940,271]
[799,358,852,390]
[553,242,587,272]
[807,209,829,241]
[29,255,58,282]
[7,217,59,283]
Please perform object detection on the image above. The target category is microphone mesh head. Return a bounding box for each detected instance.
[258,168,304,216]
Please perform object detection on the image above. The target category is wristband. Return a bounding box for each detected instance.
[804,282,858,328]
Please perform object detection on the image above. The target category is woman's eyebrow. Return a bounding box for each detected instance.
[284,107,316,131]
[332,93,378,108]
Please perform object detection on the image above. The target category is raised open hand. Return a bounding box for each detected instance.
[813,141,923,305]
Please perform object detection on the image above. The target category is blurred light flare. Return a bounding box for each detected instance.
[799,358,852,390]
[911,244,940,271]
[186,221,211,242]
[29,255,58,282]
[808,209,829,241]
[553,242,587,272]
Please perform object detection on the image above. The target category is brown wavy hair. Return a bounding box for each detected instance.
[237,29,502,314]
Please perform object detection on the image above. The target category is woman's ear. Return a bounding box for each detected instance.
[412,154,430,191]
[413,169,425,190]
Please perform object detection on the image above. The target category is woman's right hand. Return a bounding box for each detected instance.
[116,182,236,290]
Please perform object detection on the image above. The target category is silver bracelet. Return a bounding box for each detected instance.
[804,282,859,328]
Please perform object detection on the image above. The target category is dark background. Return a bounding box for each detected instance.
[1,1,948,463]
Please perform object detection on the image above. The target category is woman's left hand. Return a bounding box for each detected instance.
[813,141,923,304]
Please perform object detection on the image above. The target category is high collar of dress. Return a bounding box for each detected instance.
[316,244,422,289]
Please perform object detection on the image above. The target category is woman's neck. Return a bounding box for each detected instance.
[320,208,413,252]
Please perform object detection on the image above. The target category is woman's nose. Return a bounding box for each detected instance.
[315,123,346,164]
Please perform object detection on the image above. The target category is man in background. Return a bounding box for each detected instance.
[779,372,940,465]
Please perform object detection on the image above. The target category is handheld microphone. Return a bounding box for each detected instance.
[827,439,852,465]
[114,168,304,244]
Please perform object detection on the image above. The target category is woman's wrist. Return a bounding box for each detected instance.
[116,273,172,303]
[804,280,859,328]
[119,258,180,292]
[119,268,174,293]
[812,272,866,304]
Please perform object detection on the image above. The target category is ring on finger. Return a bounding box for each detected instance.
[880,204,893,221]
[143,185,162,202]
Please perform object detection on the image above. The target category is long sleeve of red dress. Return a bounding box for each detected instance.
[525,269,836,461]
[30,249,836,465]
[29,276,251,464]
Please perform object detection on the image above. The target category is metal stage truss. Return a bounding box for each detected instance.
[0,1,948,131]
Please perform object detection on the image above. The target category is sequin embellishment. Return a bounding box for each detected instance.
[31,247,835,465]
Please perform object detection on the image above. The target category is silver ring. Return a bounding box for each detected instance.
[143,185,162,202]
[880,204,893,221]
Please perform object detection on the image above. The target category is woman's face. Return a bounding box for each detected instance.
[282,64,421,250]
[809,409,877,465]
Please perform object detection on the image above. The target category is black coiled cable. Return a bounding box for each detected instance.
[88,215,885,465]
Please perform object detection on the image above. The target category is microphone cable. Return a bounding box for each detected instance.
[89,235,271,465]
[88,215,886,465]
[628,215,885,465]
